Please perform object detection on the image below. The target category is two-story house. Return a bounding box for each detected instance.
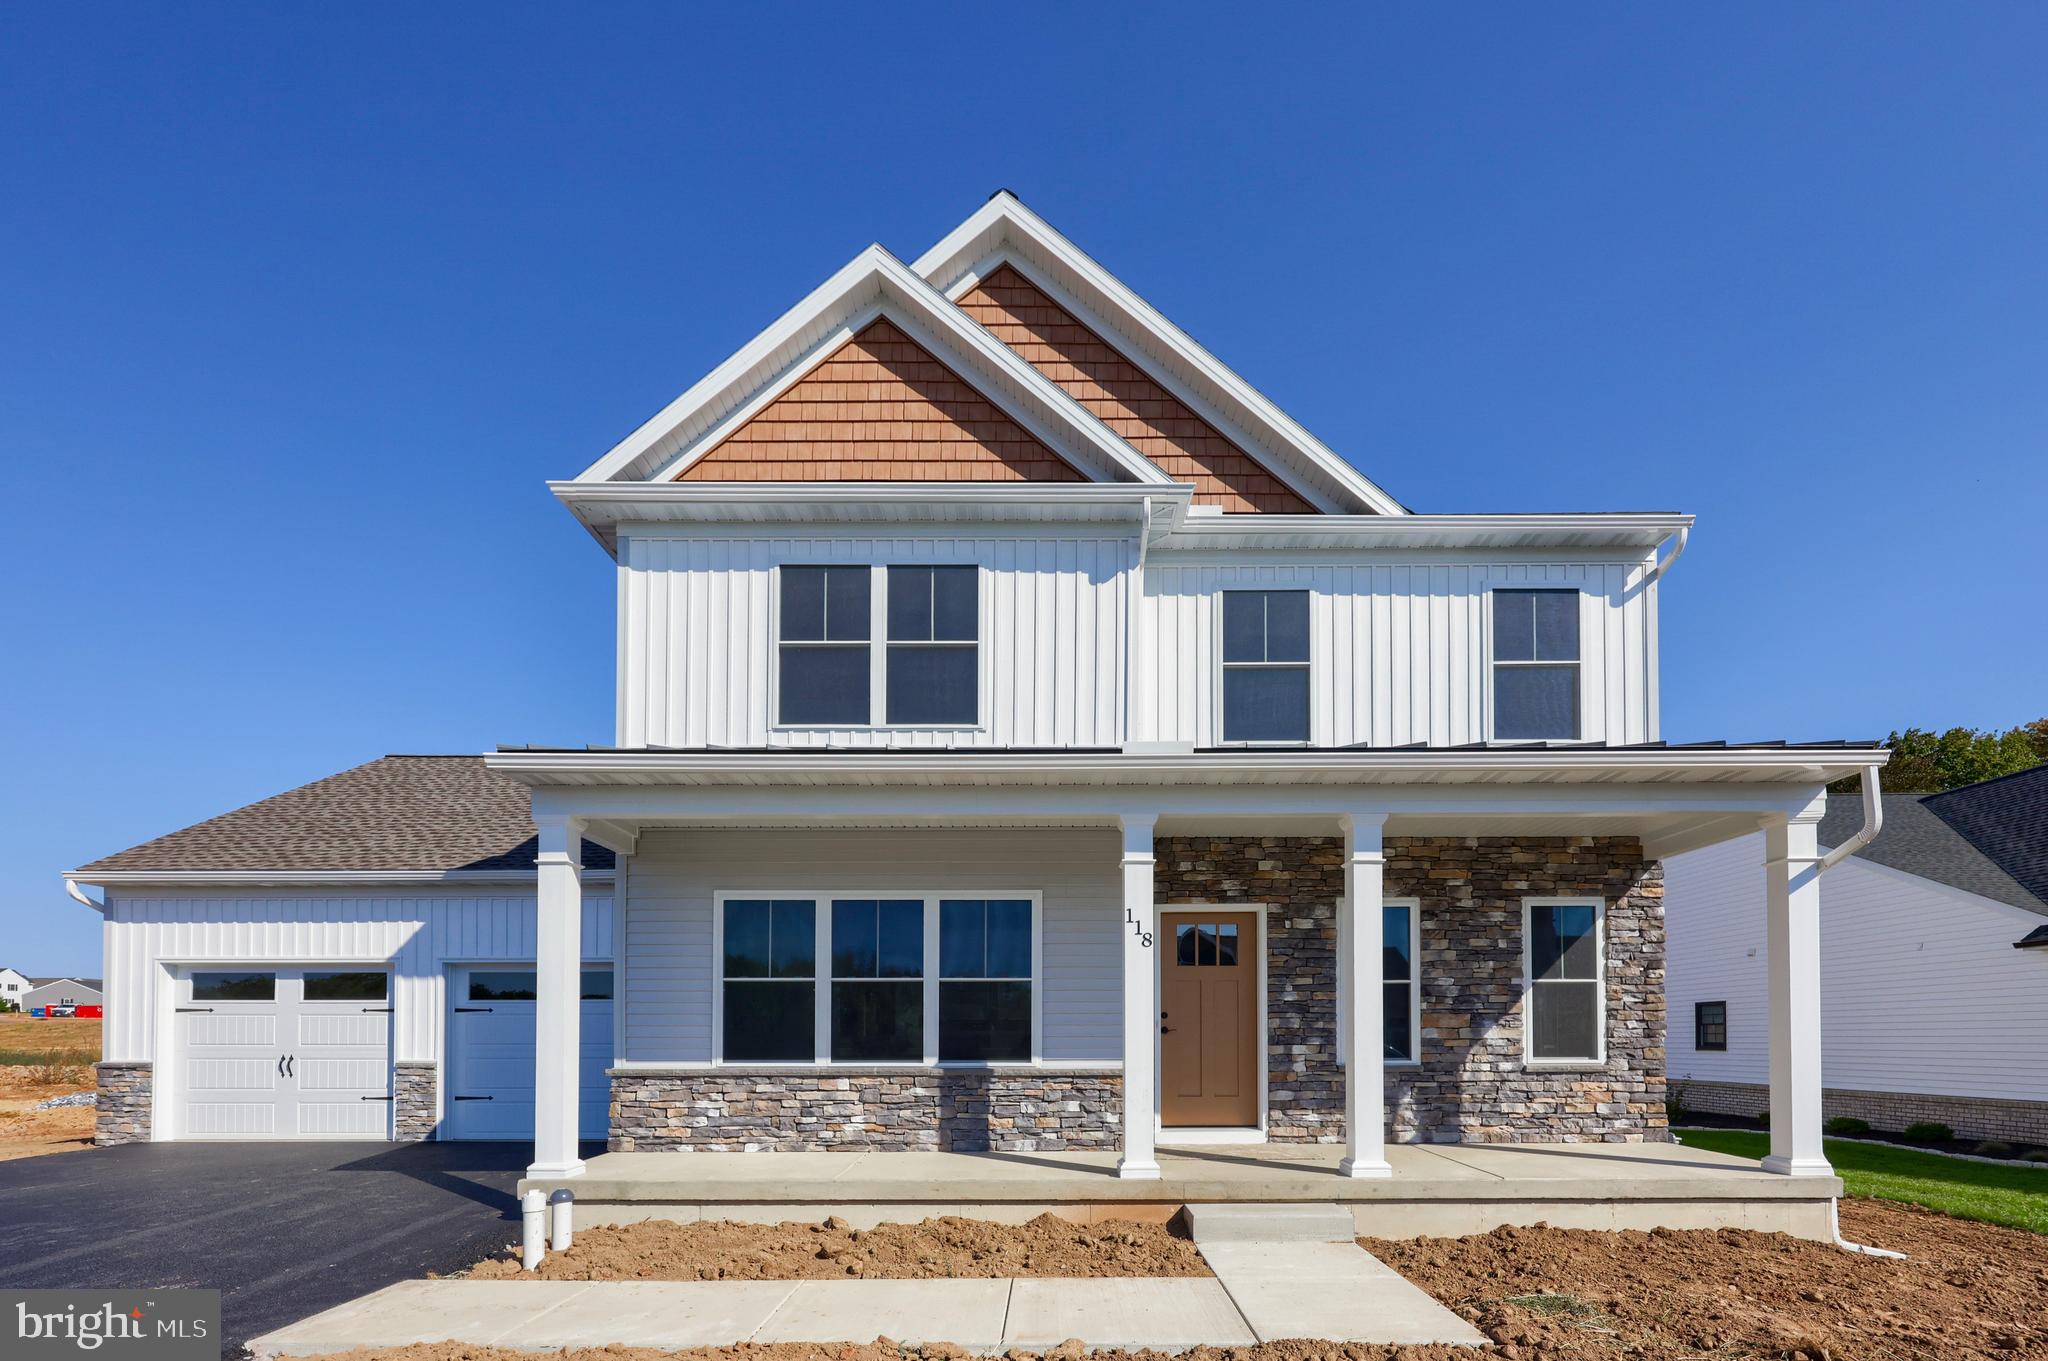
[68,194,1883,1205]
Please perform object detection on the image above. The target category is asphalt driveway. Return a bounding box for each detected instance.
[0,1140,590,1356]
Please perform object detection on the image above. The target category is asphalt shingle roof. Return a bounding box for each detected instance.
[1819,774,2048,920]
[73,756,613,875]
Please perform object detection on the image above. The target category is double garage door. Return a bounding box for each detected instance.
[172,964,610,1142]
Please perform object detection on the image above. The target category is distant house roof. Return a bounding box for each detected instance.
[72,756,614,877]
[1820,769,2048,930]
[27,977,101,991]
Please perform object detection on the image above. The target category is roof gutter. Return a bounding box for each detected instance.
[1642,524,1690,587]
[1818,764,1885,872]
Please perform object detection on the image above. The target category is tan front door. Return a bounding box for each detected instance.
[1159,910,1260,1127]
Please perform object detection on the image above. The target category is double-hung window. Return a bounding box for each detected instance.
[720,899,818,1061]
[778,567,871,725]
[777,564,978,726]
[887,566,978,725]
[1694,1000,1728,1052]
[1491,589,1580,739]
[716,893,1036,1064]
[1221,589,1310,742]
[1524,898,1603,1062]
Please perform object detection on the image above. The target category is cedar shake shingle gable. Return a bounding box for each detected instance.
[955,264,1316,514]
[676,319,1086,484]
[73,756,613,875]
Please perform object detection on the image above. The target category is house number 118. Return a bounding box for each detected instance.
[1126,907,1153,949]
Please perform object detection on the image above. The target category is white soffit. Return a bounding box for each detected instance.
[575,245,1172,491]
[914,192,1410,518]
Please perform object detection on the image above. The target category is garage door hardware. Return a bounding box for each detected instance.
[453,1006,493,1013]
[360,1006,394,1013]
[176,1006,215,1013]
[359,1095,394,1101]
[450,1095,494,1101]
[275,1055,296,1077]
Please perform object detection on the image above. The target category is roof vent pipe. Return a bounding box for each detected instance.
[1819,764,1885,873]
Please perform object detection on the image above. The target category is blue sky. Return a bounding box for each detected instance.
[4,4,2044,973]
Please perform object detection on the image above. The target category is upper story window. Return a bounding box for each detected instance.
[1694,1000,1728,1052]
[1492,589,1580,740]
[777,565,979,727]
[779,567,871,725]
[1524,898,1603,1063]
[1221,590,1309,742]
[887,566,978,725]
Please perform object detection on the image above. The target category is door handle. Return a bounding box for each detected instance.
[1161,1026,1176,1034]
[277,1055,286,1077]
[285,1055,295,1078]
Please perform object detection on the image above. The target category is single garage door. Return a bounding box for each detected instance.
[445,965,612,1141]
[175,968,393,1139]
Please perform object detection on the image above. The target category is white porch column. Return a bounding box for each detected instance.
[1117,813,1160,1179]
[1763,812,1831,1176]
[530,812,586,1179]
[1339,811,1392,1178]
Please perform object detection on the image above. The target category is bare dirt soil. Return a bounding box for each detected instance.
[464,1214,1211,1280]
[318,1198,2048,1360]
[0,1015,97,1161]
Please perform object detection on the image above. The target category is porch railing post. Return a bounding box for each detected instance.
[1117,813,1161,1179]
[1339,811,1392,1178]
[1762,811,1832,1176]
[530,811,587,1180]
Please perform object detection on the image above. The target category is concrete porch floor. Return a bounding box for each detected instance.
[524,1140,1843,1239]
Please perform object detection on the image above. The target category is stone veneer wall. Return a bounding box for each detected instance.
[1156,835,1668,1145]
[394,1061,438,1141]
[94,1061,151,1146]
[1675,1078,2048,1146]
[609,1068,1121,1152]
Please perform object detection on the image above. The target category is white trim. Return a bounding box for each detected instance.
[710,890,1045,1067]
[1336,896,1423,1067]
[910,192,1409,516]
[1157,1126,1268,1146]
[1521,895,1608,1067]
[68,869,617,888]
[1158,904,1269,1135]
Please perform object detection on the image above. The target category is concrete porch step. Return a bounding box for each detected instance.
[1183,1201,1357,1244]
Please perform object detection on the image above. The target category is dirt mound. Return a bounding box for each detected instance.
[463,1213,1211,1280]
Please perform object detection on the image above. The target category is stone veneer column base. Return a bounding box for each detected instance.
[609,1068,1122,1152]
[1675,1078,2048,1146]
[94,1061,151,1146]
[394,1061,439,1141]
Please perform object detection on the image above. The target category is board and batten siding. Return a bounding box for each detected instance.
[616,530,1135,748]
[1137,555,1659,748]
[621,828,1122,1065]
[100,887,614,1066]
[1666,832,2048,1103]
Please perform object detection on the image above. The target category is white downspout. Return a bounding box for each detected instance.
[1813,761,1901,1257]
[1641,525,1689,587]
[65,879,106,912]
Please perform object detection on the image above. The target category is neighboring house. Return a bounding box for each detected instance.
[0,966,31,1008]
[1669,766,2048,1144]
[21,977,105,1015]
[64,193,1883,1188]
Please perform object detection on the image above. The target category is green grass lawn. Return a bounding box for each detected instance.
[1678,1128,2048,1234]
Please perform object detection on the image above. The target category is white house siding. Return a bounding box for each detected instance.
[100,885,614,1067]
[1667,833,2048,1105]
[621,828,1122,1064]
[616,529,1135,749]
[1138,554,1657,748]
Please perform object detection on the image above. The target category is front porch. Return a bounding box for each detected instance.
[523,1139,1842,1239]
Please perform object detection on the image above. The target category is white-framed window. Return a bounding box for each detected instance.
[775,564,980,728]
[1522,897,1604,1063]
[713,891,1040,1065]
[1220,589,1310,743]
[1336,897,1423,1065]
[1491,588,1581,740]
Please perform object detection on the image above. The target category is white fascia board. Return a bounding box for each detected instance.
[64,869,619,889]
[913,192,1410,517]
[573,245,1170,491]
[1158,511,1695,554]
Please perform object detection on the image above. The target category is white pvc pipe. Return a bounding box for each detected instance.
[549,1189,574,1252]
[1830,1199,1907,1259]
[521,1189,546,1270]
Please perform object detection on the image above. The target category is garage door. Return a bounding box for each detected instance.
[445,966,612,1141]
[176,968,393,1139]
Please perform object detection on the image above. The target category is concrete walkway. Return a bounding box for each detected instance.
[250,1245,1485,1355]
